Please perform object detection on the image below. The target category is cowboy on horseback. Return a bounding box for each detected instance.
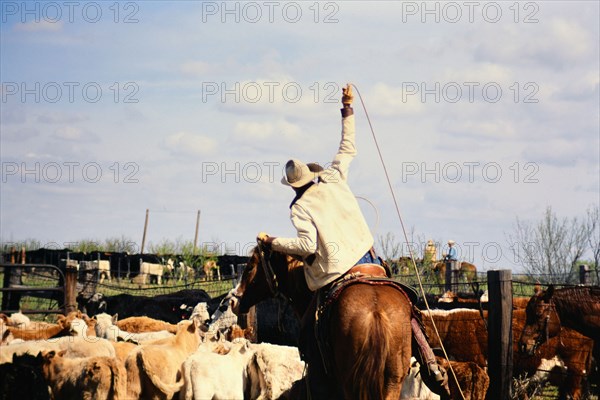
[257,84,447,399]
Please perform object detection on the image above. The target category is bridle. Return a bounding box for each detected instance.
[257,240,279,297]
[533,299,559,351]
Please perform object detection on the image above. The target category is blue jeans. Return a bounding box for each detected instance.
[354,249,381,266]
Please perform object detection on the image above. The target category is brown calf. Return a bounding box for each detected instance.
[41,349,126,400]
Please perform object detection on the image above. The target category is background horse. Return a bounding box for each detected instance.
[518,285,600,362]
[231,246,414,400]
[433,261,477,283]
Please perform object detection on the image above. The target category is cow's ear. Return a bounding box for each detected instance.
[543,285,554,302]
[189,319,199,333]
[112,313,118,324]
[44,350,56,360]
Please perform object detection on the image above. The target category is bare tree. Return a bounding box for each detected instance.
[508,206,596,283]
[403,226,422,259]
[376,232,402,262]
[586,204,599,282]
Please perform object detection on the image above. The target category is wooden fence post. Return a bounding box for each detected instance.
[193,210,201,255]
[64,265,78,314]
[445,261,459,293]
[579,265,589,285]
[141,209,149,254]
[445,261,452,292]
[487,270,513,400]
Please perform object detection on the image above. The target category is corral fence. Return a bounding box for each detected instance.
[0,263,69,315]
[0,247,248,318]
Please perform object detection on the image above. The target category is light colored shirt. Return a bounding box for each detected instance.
[272,113,374,290]
[447,246,458,261]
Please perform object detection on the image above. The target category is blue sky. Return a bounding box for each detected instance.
[1,1,599,271]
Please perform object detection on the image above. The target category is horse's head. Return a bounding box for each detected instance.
[230,244,308,317]
[229,245,271,315]
[518,285,561,355]
[432,262,443,273]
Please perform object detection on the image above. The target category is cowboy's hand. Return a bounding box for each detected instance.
[342,84,353,106]
[257,232,269,242]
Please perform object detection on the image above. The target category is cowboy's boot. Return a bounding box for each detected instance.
[411,318,451,399]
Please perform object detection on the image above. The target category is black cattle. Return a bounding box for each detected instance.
[77,289,214,324]
[255,297,300,347]
[19,248,69,268]
[0,353,50,400]
[217,255,249,278]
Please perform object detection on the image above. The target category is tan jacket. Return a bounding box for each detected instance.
[272,112,374,291]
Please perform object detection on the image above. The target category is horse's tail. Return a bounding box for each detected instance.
[350,309,392,400]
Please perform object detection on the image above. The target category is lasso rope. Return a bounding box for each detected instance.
[351,83,466,400]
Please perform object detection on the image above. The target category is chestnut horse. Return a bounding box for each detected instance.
[518,285,600,357]
[433,261,477,283]
[231,245,413,400]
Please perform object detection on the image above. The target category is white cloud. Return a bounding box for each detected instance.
[53,126,82,141]
[362,82,425,117]
[164,132,218,157]
[2,127,40,142]
[471,16,596,72]
[442,63,513,88]
[14,21,63,32]
[522,139,591,167]
[233,119,301,141]
[180,61,213,76]
[549,18,591,61]
[443,119,517,140]
[37,113,90,124]
[24,152,53,159]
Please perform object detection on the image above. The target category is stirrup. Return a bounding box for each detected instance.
[427,362,448,386]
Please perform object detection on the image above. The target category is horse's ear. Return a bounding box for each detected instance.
[534,282,542,295]
[543,285,555,302]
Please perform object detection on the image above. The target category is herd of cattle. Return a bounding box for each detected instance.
[1,248,598,399]
[1,289,306,400]
[3,248,249,285]
[0,285,598,399]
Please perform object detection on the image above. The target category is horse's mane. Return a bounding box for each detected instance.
[250,246,308,292]
[552,286,600,315]
[282,253,303,269]
[280,254,309,293]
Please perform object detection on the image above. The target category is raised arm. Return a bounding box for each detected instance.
[329,84,356,181]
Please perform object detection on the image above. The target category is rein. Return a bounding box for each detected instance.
[535,300,560,351]
[256,242,297,335]
[257,240,279,297]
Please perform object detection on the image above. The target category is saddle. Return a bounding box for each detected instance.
[314,264,420,373]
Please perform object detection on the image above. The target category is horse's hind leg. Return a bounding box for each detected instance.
[384,354,409,400]
[384,319,412,399]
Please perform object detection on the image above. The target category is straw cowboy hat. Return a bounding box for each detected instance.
[281,159,324,188]
[448,240,455,245]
